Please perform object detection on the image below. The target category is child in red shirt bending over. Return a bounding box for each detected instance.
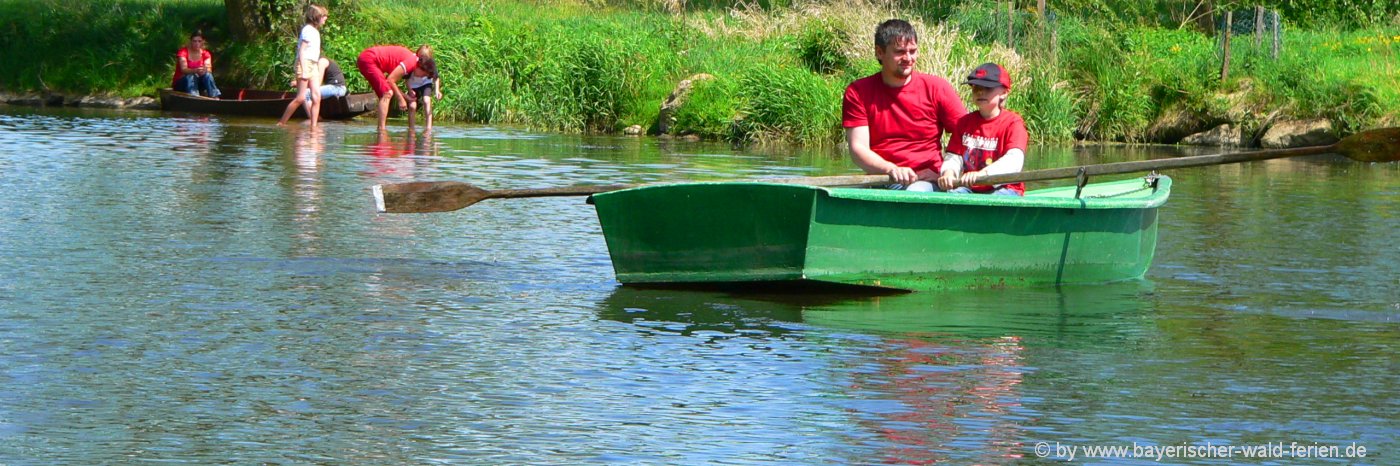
[937,62,1029,196]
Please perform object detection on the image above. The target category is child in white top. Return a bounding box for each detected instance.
[278,4,329,127]
[406,55,442,132]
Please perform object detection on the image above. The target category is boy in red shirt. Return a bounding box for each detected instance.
[937,62,1028,195]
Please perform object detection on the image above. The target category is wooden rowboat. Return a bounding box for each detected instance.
[158,88,377,120]
[588,176,1171,291]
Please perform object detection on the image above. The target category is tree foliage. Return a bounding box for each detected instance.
[225,0,355,40]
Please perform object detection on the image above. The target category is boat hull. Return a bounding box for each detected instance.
[590,176,1170,291]
[158,88,376,120]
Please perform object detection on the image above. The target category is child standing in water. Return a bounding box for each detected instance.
[405,56,441,132]
[278,4,329,127]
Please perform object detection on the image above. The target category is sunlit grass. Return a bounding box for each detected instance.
[1,0,1395,143]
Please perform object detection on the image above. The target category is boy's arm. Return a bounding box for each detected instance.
[938,117,968,189]
[980,149,1024,176]
[434,79,442,99]
[965,117,1028,184]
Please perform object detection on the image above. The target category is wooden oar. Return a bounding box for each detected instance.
[375,127,1399,213]
[372,174,890,213]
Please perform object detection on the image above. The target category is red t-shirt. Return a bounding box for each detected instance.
[171,48,213,88]
[945,109,1029,195]
[363,45,419,75]
[842,72,966,174]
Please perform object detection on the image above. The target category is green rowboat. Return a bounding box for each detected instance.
[589,176,1170,291]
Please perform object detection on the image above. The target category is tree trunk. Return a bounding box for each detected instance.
[225,0,262,41]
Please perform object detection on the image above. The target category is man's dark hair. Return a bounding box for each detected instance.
[875,19,917,48]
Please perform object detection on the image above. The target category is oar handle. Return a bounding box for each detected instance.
[488,184,636,199]
[492,176,894,199]
[978,144,1336,186]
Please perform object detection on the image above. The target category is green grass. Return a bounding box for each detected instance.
[1,0,1396,145]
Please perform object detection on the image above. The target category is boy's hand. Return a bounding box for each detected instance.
[937,172,961,191]
[434,90,443,100]
[959,170,985,187]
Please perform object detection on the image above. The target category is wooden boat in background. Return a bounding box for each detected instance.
[589,176,1171,291]
[158,88,376,120]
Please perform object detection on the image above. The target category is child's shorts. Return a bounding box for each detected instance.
[412,84,433,102]
[296,58,321,80]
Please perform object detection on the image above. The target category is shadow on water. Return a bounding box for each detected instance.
[596,280,1158,343]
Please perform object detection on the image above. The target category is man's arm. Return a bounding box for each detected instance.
[846,126,913,185]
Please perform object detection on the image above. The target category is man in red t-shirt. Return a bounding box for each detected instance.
[842,19,967,191]
[938,62,1029,196]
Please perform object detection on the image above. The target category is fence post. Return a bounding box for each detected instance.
[1008,1,1015,47]
[1272,10,1281,59]
[1254,6,1264,51]
[1220,11,1232,81]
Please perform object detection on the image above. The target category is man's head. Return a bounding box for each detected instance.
[874,20,918,83]
[874,19,917,50]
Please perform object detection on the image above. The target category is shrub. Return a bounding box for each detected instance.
[798,17,850,74]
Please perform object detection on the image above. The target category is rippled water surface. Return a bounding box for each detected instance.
[0,107,1396,464]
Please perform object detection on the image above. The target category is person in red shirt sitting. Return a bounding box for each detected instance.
[937,62,1028,196]
[842,19,968,192]
[172,31,221,98]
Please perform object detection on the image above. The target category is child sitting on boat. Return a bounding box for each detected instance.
[938,62,1028,196]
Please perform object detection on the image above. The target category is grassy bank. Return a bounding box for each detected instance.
[2,0,1396,145]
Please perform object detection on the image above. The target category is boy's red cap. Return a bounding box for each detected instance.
[966,63,1011,90]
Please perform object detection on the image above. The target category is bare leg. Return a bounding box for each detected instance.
[376,93,392,132]
[308,72,323,128]
[423,96,433,132]
[407,101,417,132]
[278,79,309,125]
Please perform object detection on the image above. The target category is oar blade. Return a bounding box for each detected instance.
[1338,127,1400,163]
[374,181,491,213]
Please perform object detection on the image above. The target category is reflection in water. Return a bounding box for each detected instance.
[363,130,420,179]
[596,283,1155,463]
[290,126,325,254]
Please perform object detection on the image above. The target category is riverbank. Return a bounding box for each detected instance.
[2,0,1395,146]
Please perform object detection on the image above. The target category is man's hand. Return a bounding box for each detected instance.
[886,165,918,186]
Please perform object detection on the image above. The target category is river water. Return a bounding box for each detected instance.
[0,107,1395,464]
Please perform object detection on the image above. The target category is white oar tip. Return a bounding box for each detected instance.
[372,184,386,213]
